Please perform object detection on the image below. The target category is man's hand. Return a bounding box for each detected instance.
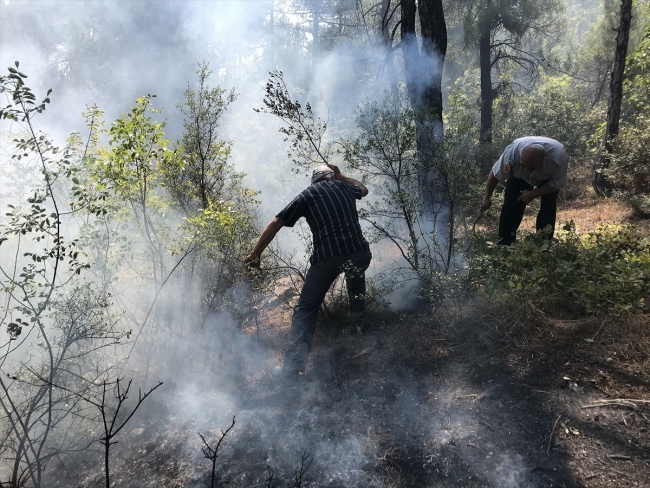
[327,163,342,179]
[244,252,261,268]
[479,199,491,213]
[517,190,535,205]
[326,163,369,196]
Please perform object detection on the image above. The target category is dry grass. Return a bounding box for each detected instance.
[466,295,650,378]
[521,192,650,234]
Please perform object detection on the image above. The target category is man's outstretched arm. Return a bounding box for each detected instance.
[480,170,499,212]
[327,164,368,197]
[244,217,285,267]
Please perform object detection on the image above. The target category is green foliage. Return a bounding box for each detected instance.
[567,0,648,105]
[0,65,127,488]
[345,89,421,269]
[569,0,620,104]
[102,94,179,208]
[493,73,601,158]
[163,63,259,305]
[471,223,650,316]
[0,61,51,121]
[0,67,111,314]
[162,62,239,213]
[255,70,331,173]
[490,72,603,199]
[607,116,650,216]
[344,87,483,285]
[462,0,564,42]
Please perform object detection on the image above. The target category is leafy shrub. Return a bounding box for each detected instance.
[493,73,601,158]
[470,223,650,316]
[607,116,650,216]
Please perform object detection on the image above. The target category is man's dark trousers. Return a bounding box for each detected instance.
[499,176,559,245]
[284,250,372,373]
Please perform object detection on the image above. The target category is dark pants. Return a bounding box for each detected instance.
[499,176,559,245]
[284,250,372,372]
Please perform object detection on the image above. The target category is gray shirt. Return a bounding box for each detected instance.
[492,136,568,189]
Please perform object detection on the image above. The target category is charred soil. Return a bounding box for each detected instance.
[49,304,650,487]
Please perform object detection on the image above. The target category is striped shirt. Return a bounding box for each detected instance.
[276,180,370,264]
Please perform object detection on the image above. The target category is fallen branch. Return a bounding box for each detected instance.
[479,419,495,431]
[547,415,561,458]
[581,399,642,409]
[607,454,633,460]
[593,398,649,403]
[348,347,372,359]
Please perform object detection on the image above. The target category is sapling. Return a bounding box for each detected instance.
[198,416,236,488]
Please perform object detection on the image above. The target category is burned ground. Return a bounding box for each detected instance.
[48,302,650,487]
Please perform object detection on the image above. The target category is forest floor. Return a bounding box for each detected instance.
[52,197,649,488]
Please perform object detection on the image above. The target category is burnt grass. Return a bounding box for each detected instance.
[49,304,650,487]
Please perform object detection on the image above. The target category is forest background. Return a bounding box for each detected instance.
[0,0,649,487]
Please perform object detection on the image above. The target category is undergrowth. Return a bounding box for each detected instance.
[469,222,650,317]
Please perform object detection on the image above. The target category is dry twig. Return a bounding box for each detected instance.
[581,398,644,409]
[198,416,236,488]
[607,454,633,460]
[479,419,495,431]
[547,415,561,458]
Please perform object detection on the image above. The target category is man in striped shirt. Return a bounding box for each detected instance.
[245,164,371,377]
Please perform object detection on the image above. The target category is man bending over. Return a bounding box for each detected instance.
[480,136,568,245]
[245,164,371,377]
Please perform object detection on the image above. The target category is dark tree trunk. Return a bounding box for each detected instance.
[380,0,397,86]
[418,0,447,124]
[400,0,419,100]
[400,0,447,125]
[593,0,633,195]
[479,24,493,143]
[400,0,448,221]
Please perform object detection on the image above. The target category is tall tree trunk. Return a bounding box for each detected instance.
[400,0,449,247]
[479,24,493,143]
[418,0,447,125]
[380,0,397,87]
[400,0,447,125]
[593,0,633,195]
[400,0,419,102]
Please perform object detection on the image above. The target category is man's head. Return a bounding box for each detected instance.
[520,144,546,172]
[311,165,336,184]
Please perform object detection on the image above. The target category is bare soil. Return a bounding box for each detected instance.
[50,305,650,487]
[47,193,650,487]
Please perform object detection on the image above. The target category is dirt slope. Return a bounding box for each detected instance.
[50,308,649,487]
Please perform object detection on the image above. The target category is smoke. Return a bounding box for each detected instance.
[0,1,546,486]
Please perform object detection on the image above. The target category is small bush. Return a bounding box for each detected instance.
[607,116,650,216]
[470,223,650,317]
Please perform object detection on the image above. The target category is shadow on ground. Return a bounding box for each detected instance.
[48,309,650,487]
